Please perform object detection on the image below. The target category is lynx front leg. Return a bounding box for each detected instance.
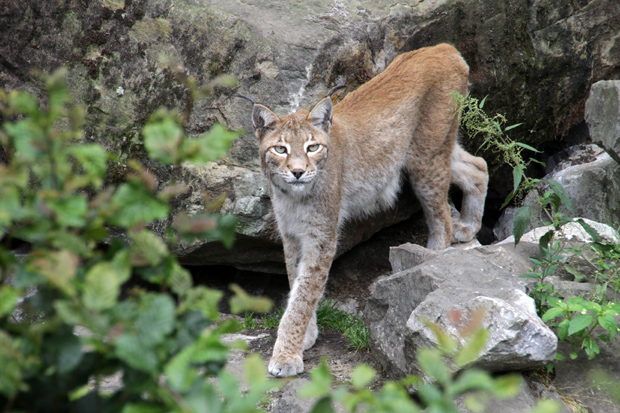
[268,235,337,377]
[281,234,319,351]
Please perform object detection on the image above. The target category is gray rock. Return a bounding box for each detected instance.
[454,375,538,413]
[389,243,439,273]
[366,248,557,379]
[271,378,345,413]
[553,338,620,413]
[271,379,316,413]
[586,81,620,154]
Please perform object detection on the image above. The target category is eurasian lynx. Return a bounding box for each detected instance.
[243,44,488,376]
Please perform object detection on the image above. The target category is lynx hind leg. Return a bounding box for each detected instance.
[450,143,489,243]
[407,155,453,250]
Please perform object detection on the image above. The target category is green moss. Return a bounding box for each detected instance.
[129,17,173,43]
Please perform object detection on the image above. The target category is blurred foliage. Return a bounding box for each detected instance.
[0,69,277,412]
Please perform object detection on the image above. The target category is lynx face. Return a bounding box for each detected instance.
[254,101,332,196]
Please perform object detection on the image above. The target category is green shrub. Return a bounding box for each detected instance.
[0,69,277,412]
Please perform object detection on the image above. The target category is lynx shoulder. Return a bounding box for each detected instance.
[242,43,488,377]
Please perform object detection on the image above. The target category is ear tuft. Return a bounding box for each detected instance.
[308,98,333,132]
[252,105,279,140]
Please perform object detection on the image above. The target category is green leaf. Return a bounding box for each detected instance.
[417,383,443,406]
[538,230,554,252]
[417,348,450,384]
[513,206,532,245]
[9,90,40,115]
[169,263,193,296]
[47,194,88,228]
[598,315,617,337]
[514,141,542,153]
[491,374,522,399]
[299,361,332,398]
[542,307,565,322]
[67,144,109,188]
[427,323,457,354]
[576,219,603,243]
[182,123,240,164]
[512,167,524,194]
[529,399,561,413]
[143,116,184,165]
[310,397,335,413]
[479,95,487,109]
[82,262,122,311]
[500,189,516,210]
[449,368,494,397]
[229,284,273,314]
[568,314,594,336]
[564,265,588,282]
[29,250,78,296]
[0,286,20,317]
[55,333,83,374]
[68,384,90,401]
[351,364,376,390]
[455,328,489,367]
[129,230,169,267]
[504,123,523,132]
[557,319,569,341]
[109,181,169,227]
[136,294,175,346]
[548,179,575,214]
[115,333,159,374]
[179,286,223,320]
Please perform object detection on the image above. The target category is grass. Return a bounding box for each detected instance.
[241,299,370,351]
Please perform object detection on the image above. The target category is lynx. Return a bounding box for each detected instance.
[242,43,488,377]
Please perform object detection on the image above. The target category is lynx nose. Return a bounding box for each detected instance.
[291,169,305,180]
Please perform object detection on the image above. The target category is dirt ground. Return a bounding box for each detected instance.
[245,327,380,385]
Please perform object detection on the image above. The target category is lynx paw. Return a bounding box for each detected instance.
[451,220,476,243]
[268,353,304,377]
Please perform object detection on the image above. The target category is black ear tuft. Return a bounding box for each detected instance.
[308,98,333,133]
[251,105,279,140]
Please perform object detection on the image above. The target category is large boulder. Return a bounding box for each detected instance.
[365,246,557,379]
[586,81,620,154]
[2,0,619,270]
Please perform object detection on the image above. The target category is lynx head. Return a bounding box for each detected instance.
[250,97,333,194]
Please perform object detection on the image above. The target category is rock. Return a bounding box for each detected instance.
[546,155,620,227]
[586,81,620,154]
[389,243,439,273]
[2,0,620,270]
[498,218,620,246]
[366,248,557,379]
[455,375,538,413]
[553,338,620,413]
[271,378,346,413]
[271,379,316,413]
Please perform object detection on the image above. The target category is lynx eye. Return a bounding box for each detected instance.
[273,146,287,154]
[307,144,320,153]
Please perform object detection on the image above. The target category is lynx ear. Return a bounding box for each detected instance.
[252,104,279,140]
[308,97,333,132]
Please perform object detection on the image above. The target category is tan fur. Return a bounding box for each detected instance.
[248,44,489,377]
